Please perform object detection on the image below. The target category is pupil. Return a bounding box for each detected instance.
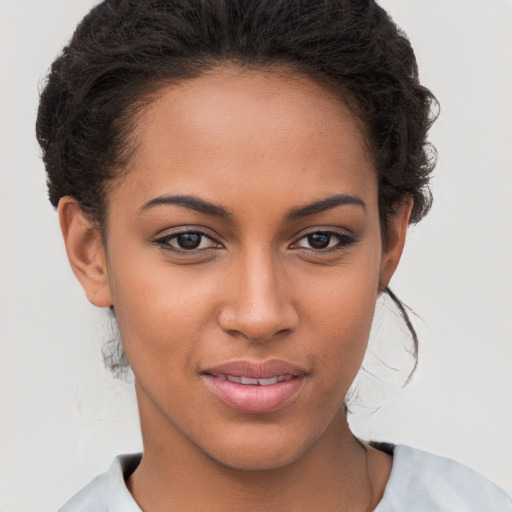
[308,233,330,249]
[177,233,201,249]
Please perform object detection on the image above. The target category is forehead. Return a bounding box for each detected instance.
[112,67,377,216]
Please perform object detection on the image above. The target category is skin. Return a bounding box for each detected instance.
[59,67,412,511]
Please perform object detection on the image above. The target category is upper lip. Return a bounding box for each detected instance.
[204,359,307,379]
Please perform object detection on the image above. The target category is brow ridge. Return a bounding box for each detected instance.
[139,194,231,217]
[287,194,366,220]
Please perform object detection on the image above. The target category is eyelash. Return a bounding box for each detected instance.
[290,229,357,253]
[153,230,221,253]
[153,228,357,254]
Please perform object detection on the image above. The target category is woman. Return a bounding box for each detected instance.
[33,0,511,510]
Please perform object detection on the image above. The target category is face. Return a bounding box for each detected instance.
[64,67,408,471]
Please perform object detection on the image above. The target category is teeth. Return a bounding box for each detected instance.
[219,374,294,385]
[258,377,279,385]
[240,376,259,385]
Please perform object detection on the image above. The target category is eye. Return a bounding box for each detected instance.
[154,230,221,252]
[291,230,356,251]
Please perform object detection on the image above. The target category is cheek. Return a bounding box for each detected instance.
[312,285,376,368]
[300,253,381,385]
[106,252,220,371]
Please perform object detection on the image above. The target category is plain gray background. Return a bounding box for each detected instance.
[1,0,511,510]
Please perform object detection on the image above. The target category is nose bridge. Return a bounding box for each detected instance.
[218,246,297,342]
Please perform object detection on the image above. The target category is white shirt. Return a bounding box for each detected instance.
[59,444,512,511]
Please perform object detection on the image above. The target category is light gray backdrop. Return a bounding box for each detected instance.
[1,0,511,510]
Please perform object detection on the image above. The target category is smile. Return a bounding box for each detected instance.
[203,360,306,413]
[216,374,294,385]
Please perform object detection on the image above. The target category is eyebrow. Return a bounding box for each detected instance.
[139,194,232,217]
[286,194,366,220]
[139,192,365,220]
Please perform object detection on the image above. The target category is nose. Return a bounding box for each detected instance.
[217,251,299,343]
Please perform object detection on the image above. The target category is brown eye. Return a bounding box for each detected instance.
[307,233,331,249]
[176,233,202,249]
[154,230,221,252]
[292,230,357,252]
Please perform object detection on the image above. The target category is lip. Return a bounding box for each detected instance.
[203,359,307,413]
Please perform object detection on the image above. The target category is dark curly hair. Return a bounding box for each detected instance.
[36,0,437,380]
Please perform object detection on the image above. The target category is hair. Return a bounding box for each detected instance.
[36,0,438,379]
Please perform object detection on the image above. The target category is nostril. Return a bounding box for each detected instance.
[221,324,297,344]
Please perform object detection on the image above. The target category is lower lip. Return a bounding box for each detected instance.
[204,375,304,413]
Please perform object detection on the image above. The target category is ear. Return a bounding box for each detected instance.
[379,197,414,291]
[58,197,113,308]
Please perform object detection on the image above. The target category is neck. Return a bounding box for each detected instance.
[128,390,378,512]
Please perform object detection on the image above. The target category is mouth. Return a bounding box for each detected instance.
[202,360,306,413]
[213,374,295,385]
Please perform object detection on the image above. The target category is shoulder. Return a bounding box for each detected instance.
[375,444,512,512]
[58,471,109,512]
[58,453,142,512]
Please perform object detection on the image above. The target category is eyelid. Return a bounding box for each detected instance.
[152,227,223,252]
[289,227,358,251]
[151,226,357,254]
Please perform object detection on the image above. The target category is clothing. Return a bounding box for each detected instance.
[59,444,512,511]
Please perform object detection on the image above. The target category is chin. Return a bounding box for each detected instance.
[211,448,303,472]
[201,427,312,472]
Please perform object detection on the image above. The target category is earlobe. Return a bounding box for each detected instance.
[58,197,113,308]
[379,197,414,291]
